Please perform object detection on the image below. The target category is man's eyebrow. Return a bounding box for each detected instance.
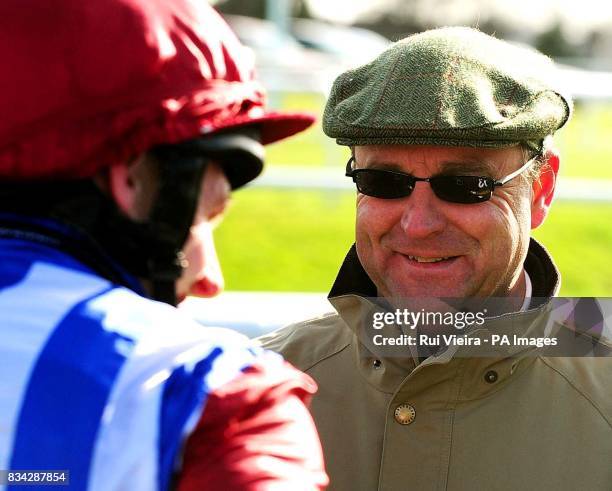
[355,160,405,172]
[355,158,496,175]
[439,159,496,175]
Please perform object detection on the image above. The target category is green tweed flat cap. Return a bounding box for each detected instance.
[323,27,572,151]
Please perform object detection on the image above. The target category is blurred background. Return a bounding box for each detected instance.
[183,0,612,334]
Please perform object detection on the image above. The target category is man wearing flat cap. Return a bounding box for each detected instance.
[262,27,612,490]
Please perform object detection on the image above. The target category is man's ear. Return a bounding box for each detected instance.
[531,149,560,229]
[108,162,139,220]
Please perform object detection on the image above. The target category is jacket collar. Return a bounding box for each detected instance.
[326,238,563,395]
[0,213,145,296]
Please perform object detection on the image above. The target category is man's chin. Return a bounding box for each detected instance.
[381,279,472,301]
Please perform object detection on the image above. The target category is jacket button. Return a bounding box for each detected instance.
[394,404,416,425]
[484,370,498,383]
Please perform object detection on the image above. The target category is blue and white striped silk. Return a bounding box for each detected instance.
[0,237,262,491]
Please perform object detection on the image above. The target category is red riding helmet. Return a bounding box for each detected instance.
[0,0,314,182]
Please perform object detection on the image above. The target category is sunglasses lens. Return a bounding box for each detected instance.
[354,170,414,199]
[431,176,493,204]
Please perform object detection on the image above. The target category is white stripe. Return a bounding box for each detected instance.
[0,263,110,477]
[85,289,248,353]
[87,356,164,491]
[87,289,254,491]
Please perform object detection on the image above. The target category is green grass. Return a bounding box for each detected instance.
[216,188,612,296]
[216,188,355,292]
[558,103,612,179]
[264,92,348,167]
[532,202,612,295]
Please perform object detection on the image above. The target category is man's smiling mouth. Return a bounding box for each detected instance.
[406,255,453,263]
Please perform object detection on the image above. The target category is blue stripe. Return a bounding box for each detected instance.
[157,347,224,491]
[0,246,30,290]
[9,290,136,490]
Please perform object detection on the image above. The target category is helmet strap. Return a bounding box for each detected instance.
[146,146,208,305]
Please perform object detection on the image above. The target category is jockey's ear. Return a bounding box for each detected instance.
[107,154,159,221]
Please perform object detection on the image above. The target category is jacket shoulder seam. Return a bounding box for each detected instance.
[289,311,339,330]
[303,340,352,373]
[539,357,612,429]
[260,312,351,371]
[257,312,334,348]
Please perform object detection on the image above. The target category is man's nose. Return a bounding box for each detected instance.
[399,181,447,239]
[190,225,225,298]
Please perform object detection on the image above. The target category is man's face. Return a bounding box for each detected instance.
[354,144,544,300]
[175,162,231,303]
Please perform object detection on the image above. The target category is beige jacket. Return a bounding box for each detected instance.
[261,240,612,491]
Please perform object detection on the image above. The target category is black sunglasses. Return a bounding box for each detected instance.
[345,156,537,204]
